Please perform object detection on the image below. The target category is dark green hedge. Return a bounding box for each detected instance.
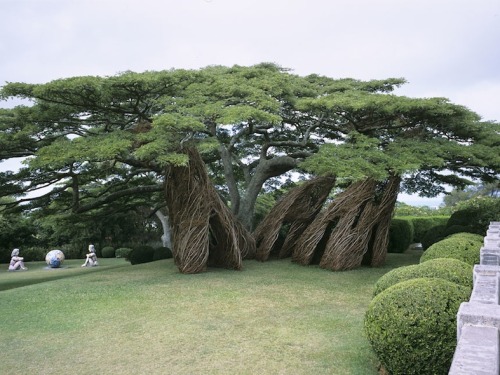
[153,246,173,261]
[395,216,450,243]
[388,218,414,253]
[421,225,448,250]
[115,247,133,259]
[101,246,115,258]
[127,245,155,265]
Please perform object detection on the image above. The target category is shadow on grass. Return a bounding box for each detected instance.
[0,259,130,292]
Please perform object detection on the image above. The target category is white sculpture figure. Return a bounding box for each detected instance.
[81,244,99,267]
[9,248,28,271]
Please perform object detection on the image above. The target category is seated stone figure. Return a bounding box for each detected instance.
[81,244,99,267]
[9,248,28,271]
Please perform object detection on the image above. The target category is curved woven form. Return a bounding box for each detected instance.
[165,147,255,274]
[293,175,400,271]
[253,176,335,261]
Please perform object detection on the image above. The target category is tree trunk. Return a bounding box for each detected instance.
[154,209,172,249]
[165,147,255,274]
[235,156,299,230]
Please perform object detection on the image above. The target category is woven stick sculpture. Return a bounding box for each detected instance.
[253,176,335,261]
[165,147,255,274]
[292,179,376,265]
[293,175,400,270]
[320,175,401,270]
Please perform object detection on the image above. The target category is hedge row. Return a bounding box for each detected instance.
[388,216,449,253]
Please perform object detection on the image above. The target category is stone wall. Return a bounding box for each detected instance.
[449,221,500,374]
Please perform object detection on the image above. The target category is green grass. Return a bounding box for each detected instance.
[0,251,421,375]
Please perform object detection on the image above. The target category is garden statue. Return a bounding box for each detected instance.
[8,248,28,271]
[45,249,65,268]
[81,244,99,267]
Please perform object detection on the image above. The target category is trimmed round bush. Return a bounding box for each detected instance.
[420,236,482,265]
[101,246,115,258]
[447,232,484,243]
[127,245,155,265]
[115,247,133,259]
[153,246,173,261]
[365,278,471,375]
[373,258,473,296]
[420,224,447,250]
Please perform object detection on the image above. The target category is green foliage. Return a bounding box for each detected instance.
[115,247,133,259]
[253,193,277,228]
[55,243,84,259]
[365,278,471,375]
[2,64,497,238]
[101,246,115,258]
[387,218,414,253]
[153,246,173,261]
[446,196,500,235]
[14,247,46,262]
[443,224,474,237]
[420,224,448,250]
[373,258,472,296]
[0,207,38,259]
[447,232,484,243]
[127,245,155,265]
[300,132,393,181]
[412,216,449,242]
[394,202,452,217]
[420,236,482,265]
[443,183,499,207]
[396,216,450,242]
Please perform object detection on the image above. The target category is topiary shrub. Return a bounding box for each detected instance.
[387,218,414,253]
[447,232,484,243]
[373,258,473,296]
[101,246,115,258]
[420,224,447,250]
[153,246,173,261]
[127,245,155,265]
[115,247,133,259]
[365,278,471,375]
[420,236,482,265]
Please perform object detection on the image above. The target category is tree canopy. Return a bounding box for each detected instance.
[1,63,498,272]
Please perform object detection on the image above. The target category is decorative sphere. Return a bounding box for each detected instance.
[46,250,65,268]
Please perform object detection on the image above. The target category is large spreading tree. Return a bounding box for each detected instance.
[1,64,498,273]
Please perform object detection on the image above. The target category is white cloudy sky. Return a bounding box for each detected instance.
[1,0,499,206]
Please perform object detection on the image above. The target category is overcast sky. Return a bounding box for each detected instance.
[1,0,499,206]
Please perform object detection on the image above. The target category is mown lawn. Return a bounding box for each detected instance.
[0,251,420,375]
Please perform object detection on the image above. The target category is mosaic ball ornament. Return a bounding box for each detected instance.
[46,249,65,268]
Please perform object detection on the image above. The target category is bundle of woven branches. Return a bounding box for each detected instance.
[292,179,377,266]
[253,176,335,261]
[320,175,401,270]
[165,147,254,274]
[362,175,401,267]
